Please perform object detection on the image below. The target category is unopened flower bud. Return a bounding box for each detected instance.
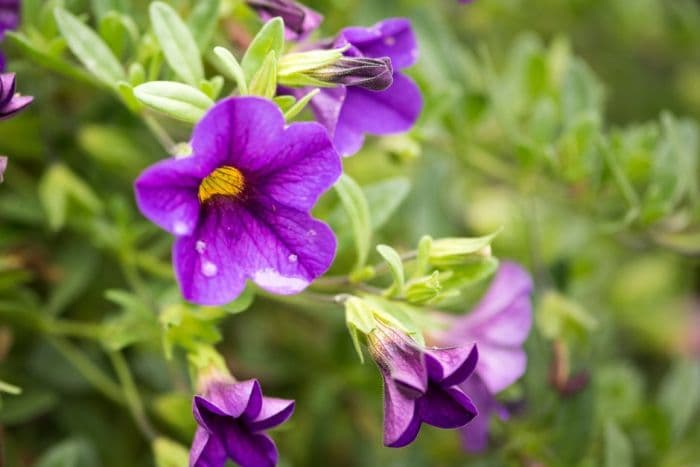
[246,0,322,40]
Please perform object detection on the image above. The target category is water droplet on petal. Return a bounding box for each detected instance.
[307,229,317,237]
[201,261,218,277]
[173,221,189,236]
[384,36,396,46]
[288,254,298,263]
[195,241,206,253]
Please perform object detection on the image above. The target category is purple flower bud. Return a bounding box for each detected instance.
[430,262,533,452]
[246,0,322,41]
[308,56,393,91]
[368,323,479,448]
[0,73,32,120]
[191,374,295,467]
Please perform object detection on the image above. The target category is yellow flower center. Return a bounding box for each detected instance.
[198,166,246,203]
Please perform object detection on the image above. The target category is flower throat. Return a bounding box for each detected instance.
[198,166,246,203]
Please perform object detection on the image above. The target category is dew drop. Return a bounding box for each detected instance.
[288,254,298,263]
[307,229,317,237]
[201,261,218,277]
[173,221,189,236]
[195,240,206,254]
[384,36,396,46]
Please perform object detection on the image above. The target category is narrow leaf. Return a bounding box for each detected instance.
[376,245,405,297]
[134,81,214,124]
[241,17,284,81]
[212,46,248,94]
[248,50,278,99]
[335,174,372,272]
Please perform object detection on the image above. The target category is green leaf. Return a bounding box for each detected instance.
[376,245,405,297]
[365,177,411,230]
[344,296,378,363]
[53,7,126,86]
[101,290,159,351]
[428,231,499,267]
[153,437,190,467]
[335,174,372,273]
[187,0,221,51]
[212,46,248,94]
[149,1,204,86]
[284,88,320,121]
[537,291,598,344]
[91,0,129,19]
[38,164,103,231]
[274,95,297,112]
[658,359,700,440]
[223,286,255,314]
[99,11,139,59]
[241,17,284,81]
[604,421,634,467]
[153,395,197,438]
[248,50,278,99]
[134,81,214,123]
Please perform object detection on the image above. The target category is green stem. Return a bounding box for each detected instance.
[49,320,103,340]
[142,113,177,153]
[49,338,125,405]
[109,351,158,441]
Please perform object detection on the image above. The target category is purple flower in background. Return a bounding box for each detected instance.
[368,323,479,447]
[246,0,322,41]
[135,97,341,306]
[430,262,533,452]
[191,376,295,467]
[0,0,21,71]
[0,155,7,183]
[307,18,422,157]
[1,72,32,119]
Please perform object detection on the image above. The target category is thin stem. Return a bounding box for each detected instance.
[109,351,158,441]
[142,113,177,153]
[313,251,418,289]
[49,338,125,405]
[49,320,103,340]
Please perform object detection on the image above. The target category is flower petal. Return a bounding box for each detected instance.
[458,375,508,453]
[333,74,422,156]
[308,86,346,140]
[173,204,249,305]
[224,425,278,467]
[248,397,295,431]
[340,18,419,69]
[417,383,477,429]
[382,373,421,448]
[424,344,478,387]
[254,121,341,211]
[239,201,337,295]
[194,380,263,424]
[476,343,528,394]
[135,157,205,237]
[190,427,227,467]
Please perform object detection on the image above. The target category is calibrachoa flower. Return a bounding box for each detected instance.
[430,262,533,451]
[135,97,341,306]
[307,18,422,157]
[246,0,322,41]
[191,375,295,467]
[368,322,479,447]
[1,72,32,120]
[0,0,20,71]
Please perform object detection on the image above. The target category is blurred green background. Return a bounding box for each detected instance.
[1,0,700,466]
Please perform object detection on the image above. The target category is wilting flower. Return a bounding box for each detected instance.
[430,262,533,451]
[191,375,295,467]
[306,18,422,157]
[135,97,341,306]
[0,155,7,183]
[368,323,479,447]
[1,72,32,120]
[246,0,322,41]
[0,0,20,71]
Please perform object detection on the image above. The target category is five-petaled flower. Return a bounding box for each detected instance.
[1,72,32,120]
[368,322,479,447]
[0,0,20,71]
[135,97,341,306]
[429,261,533,451]
[246,0,322,41]
[191,375,295,467]
[305,18,423,157]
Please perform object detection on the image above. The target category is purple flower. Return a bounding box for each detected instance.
[430,262,533,451]
[0,155,7,183]
[191,376,295,467]
[307,18,422,157]
[0,0,20,71]
[246,0,322,41]
[368,323,479,447]
[134,97,341,306]
[1,72,32,120]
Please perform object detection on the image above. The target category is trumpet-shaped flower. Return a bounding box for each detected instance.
[135,97,341,305]
[430,261,533,451]
[191,376,295,467]
[368,323,479,447]
[306,18,422,157]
